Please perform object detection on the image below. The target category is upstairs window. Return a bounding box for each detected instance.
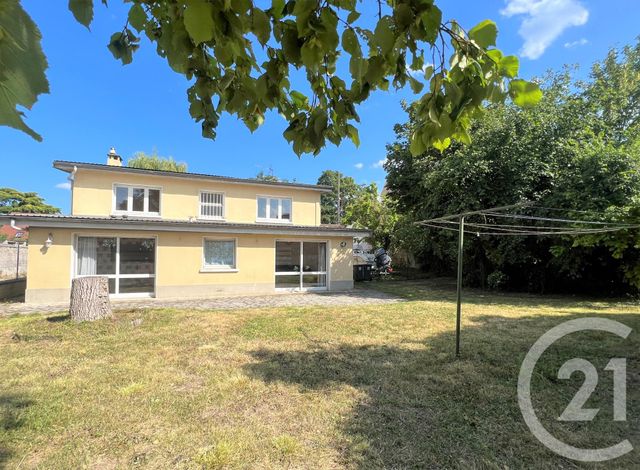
[257,197,292,222]
[113,185,160,216]
[200,191,225,219]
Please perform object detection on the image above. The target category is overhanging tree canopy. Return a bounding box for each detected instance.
[1,0,541,155]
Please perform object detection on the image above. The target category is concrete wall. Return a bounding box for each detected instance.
[72,169,323,226]
[0,243,27,280]
[25,227,353,303]
[0,278,26,300]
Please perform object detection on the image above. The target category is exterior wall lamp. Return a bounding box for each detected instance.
[45,233,54,248]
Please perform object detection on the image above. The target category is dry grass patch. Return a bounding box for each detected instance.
[1,280,639,468]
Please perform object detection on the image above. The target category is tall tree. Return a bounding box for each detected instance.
[343,183,397,249]
[385,46,640,294]
[127,151,188,172]
[2,1,540,154]
[255,169,288,182]
[317,170,360,224]
[0,188,60,214]
[585,41,640,144]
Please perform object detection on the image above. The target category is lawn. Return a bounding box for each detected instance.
[1,280,638,469]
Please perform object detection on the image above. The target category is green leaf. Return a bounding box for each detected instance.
[252,8,271,46]
[423,65,434,80]
[347,10,360,24]
[420,6,442,44]
[373,16,394,55]
[290,90,308,108]
[0,1,49,141]
[300,38,322,70]
[393,4,413,31]
[183,0,215,45]
[499,55,519,78]
[271,0,286,20]
[128,4,147,32]
[68,0,93,29]
[347,124,360,147]
[509,79,542,107]
[364,56,385,85]
[342,28,360,57]
[408,76,424,94]
[281,26,301,64]
[468,19,497,49]
[409,132,427,156]
[349,56,366,81]
[107,32,135,65]
[485,49,503,63]
[432,136,451,151]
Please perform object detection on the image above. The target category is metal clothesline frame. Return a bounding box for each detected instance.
[415,203,640,357]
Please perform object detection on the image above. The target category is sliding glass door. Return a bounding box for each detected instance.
[275,241,327,290]
[76,236,155,297]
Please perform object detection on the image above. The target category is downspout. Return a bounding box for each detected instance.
[68,165,77,214]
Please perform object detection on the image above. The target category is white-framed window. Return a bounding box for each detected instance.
[203,238,236,270]
[200,191,225,219]
[275,240,327,290]
[113,184,161,216]
[75,236,156,297]
[257,196,292,222]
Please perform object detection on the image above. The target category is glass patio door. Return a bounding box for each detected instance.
[76,236,155,297]
[275,241,327,290]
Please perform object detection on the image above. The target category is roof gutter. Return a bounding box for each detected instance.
[53,161,333,193]
[3,215,369,238]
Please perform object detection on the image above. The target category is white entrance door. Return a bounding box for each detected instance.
[275,241,327,291]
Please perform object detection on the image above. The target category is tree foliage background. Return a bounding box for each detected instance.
[385,42,640,295]
[0,188,60,214]
[127,151,188,172]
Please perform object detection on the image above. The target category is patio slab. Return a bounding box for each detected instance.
[0,287,401,316]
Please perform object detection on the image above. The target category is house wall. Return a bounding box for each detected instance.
[25,227,353,304]
[71,169,323,226]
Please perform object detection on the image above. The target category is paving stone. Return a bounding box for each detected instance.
[0,288,400,316]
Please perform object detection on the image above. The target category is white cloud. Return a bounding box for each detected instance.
[564,38,588,48]
[55,182,71,190]
[354,163,364,170]
[500,0,589,60]
[372,159,385,169]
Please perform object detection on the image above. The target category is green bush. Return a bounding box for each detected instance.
[487,271,509,291]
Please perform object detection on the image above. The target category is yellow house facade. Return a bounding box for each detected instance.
[5,151,367,304]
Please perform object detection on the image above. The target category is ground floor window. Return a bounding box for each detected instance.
[76,236,155,296]
[203,238,236,270]
[275,241,327,290]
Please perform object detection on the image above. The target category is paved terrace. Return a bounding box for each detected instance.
[0,288,401,316]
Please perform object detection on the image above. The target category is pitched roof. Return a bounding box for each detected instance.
[1,213,368,238]
[53,161,333,193]
[0,224,28,241]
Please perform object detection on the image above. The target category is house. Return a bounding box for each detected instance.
[0,224,28,243]
[2,149,367,303]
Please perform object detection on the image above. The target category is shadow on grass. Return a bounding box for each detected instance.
[0,394,33,465]
[362,278,640,310]
[46,314,70,323]
[244,311,640,468]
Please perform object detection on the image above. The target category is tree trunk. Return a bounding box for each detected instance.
[69,276,113,321]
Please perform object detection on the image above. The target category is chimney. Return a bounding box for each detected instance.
[107,147,123,166]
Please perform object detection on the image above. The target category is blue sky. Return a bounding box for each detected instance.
[3,0,639,213]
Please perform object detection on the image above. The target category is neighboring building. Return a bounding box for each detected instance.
[0,224,28,243]
[2,149,367,303]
